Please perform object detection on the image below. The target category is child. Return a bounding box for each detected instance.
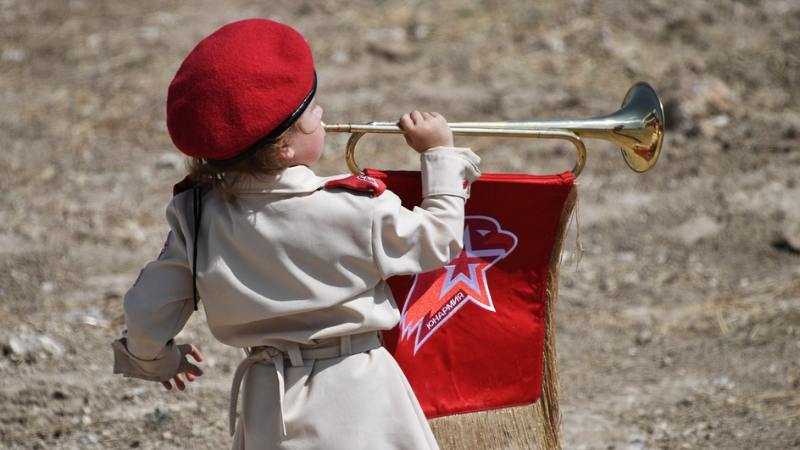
[111,18,481,450]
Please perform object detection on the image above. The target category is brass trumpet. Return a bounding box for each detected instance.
[323,82,665,177]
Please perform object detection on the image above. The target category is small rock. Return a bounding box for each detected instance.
[777,222,800,254]
[622,271,641,285]
[78,433,99,447]
[534,34,565,53]
[121,386,147,402]
[52,390,68,400]
[65,307,110,328]
[699,114,730,137]
[154,152,184,171]
[412,23,430,40]
[145,407,173,428]
[138,26,160,42]
[5,333,64,359]
[37,335,64,356]
[635,329,653,346]
[40,281,56,293]
[712,376,734,390]
[366,28,418,61]
[626,434,644,444]
[119,220,147,245]
[1,48,26,63]
[40,166,57,181]
[330,50,350,65]
[670,214,722,245]
[682,77,737,118]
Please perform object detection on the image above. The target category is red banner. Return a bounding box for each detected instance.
[368,169,576,419]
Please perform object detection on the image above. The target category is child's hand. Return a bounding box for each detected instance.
[161,343,204,391]
[398,111,454,153]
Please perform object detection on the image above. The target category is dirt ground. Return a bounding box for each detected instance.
[1,0,799,449]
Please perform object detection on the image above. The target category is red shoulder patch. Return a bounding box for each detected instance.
[324,175,386,197]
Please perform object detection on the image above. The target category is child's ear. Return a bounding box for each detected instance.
[277,146,295,162]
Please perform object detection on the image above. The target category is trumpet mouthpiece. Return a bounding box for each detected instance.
[322,122,351,132]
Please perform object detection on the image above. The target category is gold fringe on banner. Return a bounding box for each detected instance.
[429,185,578,450]
[535,185,578,450]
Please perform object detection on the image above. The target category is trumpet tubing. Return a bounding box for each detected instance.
[323,82,665,177]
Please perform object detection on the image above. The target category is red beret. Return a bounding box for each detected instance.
[166,19,316,162]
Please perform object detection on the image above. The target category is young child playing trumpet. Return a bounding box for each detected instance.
[112,18,480,449]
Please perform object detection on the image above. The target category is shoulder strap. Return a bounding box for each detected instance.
[172,175,206,311]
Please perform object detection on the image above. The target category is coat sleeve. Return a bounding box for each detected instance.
[371,147,481,278]
[111,196,195,382]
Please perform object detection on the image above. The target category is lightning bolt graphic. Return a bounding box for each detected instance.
[400,216,518,354]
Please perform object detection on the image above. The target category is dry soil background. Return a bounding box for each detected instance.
[1,0,799,449]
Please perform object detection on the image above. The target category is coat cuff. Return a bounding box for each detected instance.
[112,337,181,382]
[420,147,481,199]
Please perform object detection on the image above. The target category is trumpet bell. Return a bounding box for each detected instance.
[611,82,665,173]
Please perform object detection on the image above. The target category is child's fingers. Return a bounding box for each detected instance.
[421,112,433,120]
[173,374,186,391]
[410,110,423,125]
[188,345,203,362]
[183,361,204,377]
[186,372,196,382]
[398,114,413,130]
[161,380,172,390]
[431,112,446,123]
[178,343,204,362]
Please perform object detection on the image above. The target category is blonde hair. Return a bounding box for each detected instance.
[186,122,300,201]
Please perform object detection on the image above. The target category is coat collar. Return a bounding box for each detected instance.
[228,165,343,195]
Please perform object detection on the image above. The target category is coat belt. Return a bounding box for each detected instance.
[229,332,382,436]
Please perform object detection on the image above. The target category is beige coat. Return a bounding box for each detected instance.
[112,147,481,449]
